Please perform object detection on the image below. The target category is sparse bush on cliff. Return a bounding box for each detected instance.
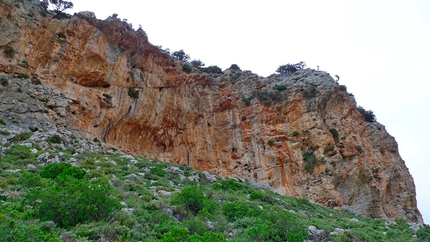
[182,63,192,73]
[172,49,190,62]
[252,90,281,105]
[201,65,223,74]
[357,106,376,122]
[190,59,205,69]
[276,62,306,75]
[228,64,241,71]
[329,128,339,143]
[128,86,139,99]
[304,153,319,173]
[0,77,8,86]
[275,84,287,91]
[0,119,5,126]
[3,45,16,58]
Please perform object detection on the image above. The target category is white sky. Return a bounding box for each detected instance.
[66,0,430,224]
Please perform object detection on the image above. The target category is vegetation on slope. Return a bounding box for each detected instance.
[0,142,429,241]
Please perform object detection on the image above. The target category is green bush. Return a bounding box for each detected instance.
[291,131,300,137]
[0,119,5,125]
[17,73,29,79]
[329,128,339,143]
[5,144,33,159]
[229,64,241,71]
[20,60,29,68]
[24,172,120,228]
[0,130,10,136]
[47,134,63,144]
[242,96,252,106]
[0,77,8,86]
[275,84,287,91]
[150,167,167,177]
[10,131,33,142]
[304,153,318,173]
[40,162,87,180]
[3,45,16,58]
[182,63,192,73]
[250,191,265,201]
[223,202,250,221]
[267,139,275,146]
[128,86,139,99]
[171,186,206,215]
[201,65,223,74]
[221,179,242,191]
[357,106,376,122]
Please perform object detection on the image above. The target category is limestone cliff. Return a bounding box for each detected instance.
[0,0,423,223]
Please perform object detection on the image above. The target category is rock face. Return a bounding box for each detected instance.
[0,0,423,223]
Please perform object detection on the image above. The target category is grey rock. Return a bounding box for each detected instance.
[202,171,217,183]
[26,164,37,171]
[37,152,50,163]
[385,220,398,227]
[349,218,359,222]
[341,205,362,216]
[307,225,329,242]
[249,180,273,191]
[60,231,75,242]
[408,222,422,232]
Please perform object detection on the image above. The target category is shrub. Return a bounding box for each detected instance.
[357,106,376,122]
[201,65,223,74]
[172,50,190,62]
[0,130,10,136]
[267,139,275,146]
[0,119,5,125]
[291,131,300,137]
[20,60,29,68]
[10,131,33,142]
[5,144,33,159]
[250,191,265,201]
[190,59,205,68]
[171,186,205,215]
[221,179,242,191]
[276,62,306,75]
[329,128,339,143]
[242,96,252,106]
[47,134,63,144]
[150,167,167,177]
[253,90,281,105]
[17,73,29,79]
[304,153,318,173]
[40,162,87,180]
[223,202,250,221]
[3,45,16,58]
[128,86,139,99]
[275,84,287,91]
[228,64,241,71]
[25,169,120,228]
[182,63,192,73]
[0,77,8,86]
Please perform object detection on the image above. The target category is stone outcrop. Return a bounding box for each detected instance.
[0,0,423,223]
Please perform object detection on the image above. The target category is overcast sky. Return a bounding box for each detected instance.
[66,0,430,224]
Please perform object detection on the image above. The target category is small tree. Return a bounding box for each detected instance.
[201,65,223,74]
[190,59,205,69]
[229,64,241,71]
[276,62,306,75]
[172,50,190,62]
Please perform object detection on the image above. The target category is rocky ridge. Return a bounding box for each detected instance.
[0,0,423,223]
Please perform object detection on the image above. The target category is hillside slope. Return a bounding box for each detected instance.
[0,0,423,223]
